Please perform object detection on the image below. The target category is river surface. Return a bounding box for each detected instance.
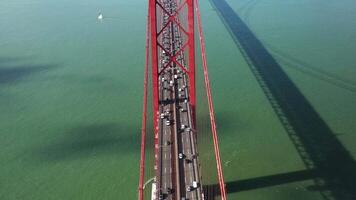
[1,0,356,199]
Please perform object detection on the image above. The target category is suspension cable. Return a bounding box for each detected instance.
[138,8,151,200]
[194,0,227,199]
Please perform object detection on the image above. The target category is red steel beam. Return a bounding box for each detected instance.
[149,0,160,189]
[195,0,227,199]
[187,0,196,126]
[143,0,202,199]
[155,0,196,125]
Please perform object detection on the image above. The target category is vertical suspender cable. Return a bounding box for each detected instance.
[194,0,227,199]
[138,8,151,200]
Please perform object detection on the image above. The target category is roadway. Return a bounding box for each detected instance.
[156,0,203,199]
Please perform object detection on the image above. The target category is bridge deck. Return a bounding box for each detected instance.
[155,0,203,199]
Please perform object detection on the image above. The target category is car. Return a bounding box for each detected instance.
[165,120,171,126]
[159,193,167,200]
[178,153,185,159]
[167,187,174,194]
[186,186,194,192]
[192,181,199,188]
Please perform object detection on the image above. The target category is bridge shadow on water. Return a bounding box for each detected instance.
[208,0,356,199]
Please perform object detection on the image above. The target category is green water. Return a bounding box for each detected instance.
[1,0,356,199]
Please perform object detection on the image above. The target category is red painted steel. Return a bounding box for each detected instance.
[150,0,197,192]
[194,0,227,199]
[149,0,160,192]
[154,0,196,124]
[187,0,196,126]
[138,9,150,200]
[141,0,227,199]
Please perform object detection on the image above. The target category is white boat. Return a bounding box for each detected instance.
[97,13,103,20]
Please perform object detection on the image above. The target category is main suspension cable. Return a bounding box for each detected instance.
[194,0,227,199]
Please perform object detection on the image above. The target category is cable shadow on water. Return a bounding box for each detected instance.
[209,0,356,199]
[0,56,59,111]
[0,57,57,85]
[35,123,141,162]
[267,46,356,93]
[234,2,356,93]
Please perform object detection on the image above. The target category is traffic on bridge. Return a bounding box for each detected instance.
[138,0,227,200]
